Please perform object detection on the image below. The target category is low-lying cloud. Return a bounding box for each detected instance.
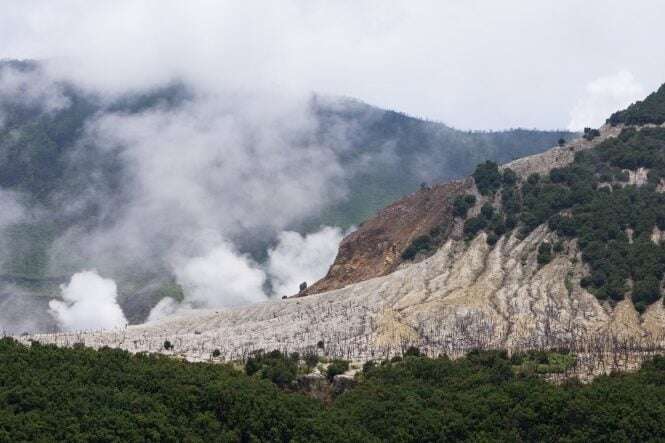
[0,63,70,127]
[5,1,665,129]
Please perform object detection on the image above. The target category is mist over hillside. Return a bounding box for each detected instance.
[0,60,572,333]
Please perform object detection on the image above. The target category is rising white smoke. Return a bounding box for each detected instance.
[267,226,346,296]
[48,270,127,331]
[146,225,345,321]
[147,242,267,322]
[568,71,645,131]
[47,93,348,280]
[146,296,180,323]
[174,242,266,308]
[0,64,355,330]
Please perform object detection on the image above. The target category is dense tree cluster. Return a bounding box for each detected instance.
[509,349,576,374]
[401,220,453,261]
[608,83,665,126]
[458,127,665,308]
[537,242,553,265]
[6,339,665,441]
[401,234,435,260]
[472,160,502,195]
[540,128,665,308]
[583,127,601,141]
[325,359,350,382]
[460,166,519,244]
[245,349,302,387]
[453,194,476,218]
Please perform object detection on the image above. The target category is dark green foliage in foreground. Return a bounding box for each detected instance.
[510,349,577,374]
[245,349,301,387]
[0,339,331,442]
[7,339,665,441]
[326,359,350,382]
[404,345,422,357]
[608,82,665,126]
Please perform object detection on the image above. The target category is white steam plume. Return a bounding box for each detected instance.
[146,226,345,321]
[568,71,645,131]
[0,66,357,330]
[267,226,346,296]
[48,93,348,281]
[48,270,127,331]
[174,242,266,308]
[146,296,180,323]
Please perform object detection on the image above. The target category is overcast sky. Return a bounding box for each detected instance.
[2,0,665,130]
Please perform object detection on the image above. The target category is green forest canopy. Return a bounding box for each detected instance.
[3,339,665,441]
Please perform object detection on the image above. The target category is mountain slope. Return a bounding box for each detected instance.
[25,83,665,360]
[0,60,573,329]
[311,96,574,227]
[22,208,665,363]
[304,125,619,295]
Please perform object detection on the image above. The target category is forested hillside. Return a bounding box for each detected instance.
[2,338,665,442]
[446,126,665,313]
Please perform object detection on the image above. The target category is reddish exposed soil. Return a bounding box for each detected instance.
[301,178,473,295]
